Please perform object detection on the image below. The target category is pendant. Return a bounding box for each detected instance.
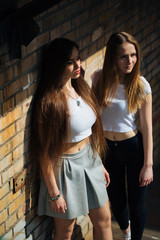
[77,100,80,106]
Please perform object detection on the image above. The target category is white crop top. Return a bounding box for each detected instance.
[100,76,152,132]
[67,97,96,142]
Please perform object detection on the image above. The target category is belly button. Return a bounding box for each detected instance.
[78,148,81,151]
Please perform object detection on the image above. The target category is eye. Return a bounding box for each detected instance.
[120,55,127,59]
[66,60,74,65]
[131,53,137,57]
[77,55,81,61]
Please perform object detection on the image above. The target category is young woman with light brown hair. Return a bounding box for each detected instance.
[92,32,153,240]
[30,38,112,240]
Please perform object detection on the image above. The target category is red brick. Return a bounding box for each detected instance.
[0,68,14,87]
[0,182,10,199]
[16,115,27,132]
[22,97,32,114]
[92,27,104,42]
[64,28,80,42]
[0,153,12,172]
[28,81,37,97]
[82,35,91,49]
[79,17,98,37]
[3,97,15,114]
[28,70,38,84]
[88,42,97,56]
[0,208,8,223]
[0,89,3,102]
[0,223,5,236]
[5,212,17,231]
[4,75,28,99]
[97,36,105,50]
[0,131,24,160]
[43,9,65,30]
[81,48,89,62]
[2,157,25,184]
[86,49,104,68]
[26,32,49,55]
[0,189,20,211]
[9,192,26,215]
[51,21,71,40]
[0,141,12,160]
[72,11,89,28]
[15,89,28,105]
[12,144,24,161]
[0,124,16,145]
[14,53,37,77]
[0,106,22,131]
[12,131,25,149]
[64,1,84,19]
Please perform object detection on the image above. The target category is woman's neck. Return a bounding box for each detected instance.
[118,73,125,84]
[63,79,73,91]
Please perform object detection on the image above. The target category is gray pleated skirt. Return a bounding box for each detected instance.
[37,143,108,219]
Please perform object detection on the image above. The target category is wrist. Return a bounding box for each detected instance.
[49,193,61,202]
[143,163,153,168]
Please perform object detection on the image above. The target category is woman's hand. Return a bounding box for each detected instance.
[102,165,110,187]
[50,195,67,214]
[139,165,153,186]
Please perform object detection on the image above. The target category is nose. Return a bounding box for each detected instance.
[74,59,80,68]
[127,56,132,64]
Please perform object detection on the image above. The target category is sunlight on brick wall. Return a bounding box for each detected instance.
[0,0,160,239]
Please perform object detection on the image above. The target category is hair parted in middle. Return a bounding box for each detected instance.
[30,38,106,169]
[94,32,146,113]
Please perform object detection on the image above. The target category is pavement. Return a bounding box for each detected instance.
[112,161,160,239]
[85,162,160,240]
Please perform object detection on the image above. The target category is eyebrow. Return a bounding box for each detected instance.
[68,54,80,61]
[120,52,136,56]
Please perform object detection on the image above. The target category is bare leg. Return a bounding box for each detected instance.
[122,224,130,235]
[89,200,113,240]
[53,217,75,240]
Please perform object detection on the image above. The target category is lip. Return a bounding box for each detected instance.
[74,69,80,74]
[126,65,132,68]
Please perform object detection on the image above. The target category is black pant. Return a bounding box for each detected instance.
[104,131,147,240]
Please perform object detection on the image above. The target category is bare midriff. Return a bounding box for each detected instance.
[104,128,138,141]
[64,137,90,154]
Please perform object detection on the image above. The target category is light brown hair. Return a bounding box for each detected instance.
[94,32,146,113]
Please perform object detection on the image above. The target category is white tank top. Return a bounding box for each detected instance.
[67,97,96,142]
[100,76,151,132]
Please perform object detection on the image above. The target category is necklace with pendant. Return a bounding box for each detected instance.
[63,91,81,106]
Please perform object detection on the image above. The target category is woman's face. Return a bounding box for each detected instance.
[116,42,137,76]
[63,47,81,80]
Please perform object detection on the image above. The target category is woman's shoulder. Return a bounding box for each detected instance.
[90,69,102,88]
[140,76,152,95]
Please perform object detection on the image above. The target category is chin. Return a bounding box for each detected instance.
[125,69,133,74]
[73,73,80,79]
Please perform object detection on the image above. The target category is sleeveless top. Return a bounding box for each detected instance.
[67,97,96,142]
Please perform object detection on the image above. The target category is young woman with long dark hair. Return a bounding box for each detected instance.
[31,38,113,240]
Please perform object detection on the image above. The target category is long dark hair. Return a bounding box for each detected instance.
[30,38,106,169]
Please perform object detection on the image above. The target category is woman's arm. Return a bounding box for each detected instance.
[40,160,67,213]
[139,93,153,186]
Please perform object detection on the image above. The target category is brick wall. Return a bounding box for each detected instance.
[0,0,160,239]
